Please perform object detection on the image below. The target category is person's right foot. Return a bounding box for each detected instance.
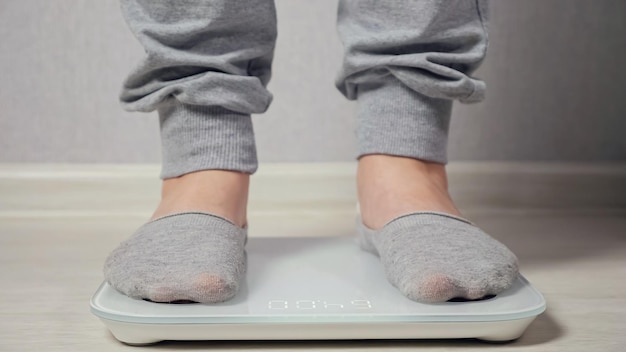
[104,170,250,303]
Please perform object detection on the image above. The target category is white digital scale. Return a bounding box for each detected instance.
[91,236,545,345]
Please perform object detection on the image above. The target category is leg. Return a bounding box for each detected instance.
[335,0,518,302]
[104,0,277,303]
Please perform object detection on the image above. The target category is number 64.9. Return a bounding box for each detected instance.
[267,300,372,310]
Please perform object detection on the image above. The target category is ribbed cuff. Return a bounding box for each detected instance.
[158,102,258,179]
[355,78,453,164]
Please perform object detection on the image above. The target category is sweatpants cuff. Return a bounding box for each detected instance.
[158,102,258,179]
[356,79,453,164]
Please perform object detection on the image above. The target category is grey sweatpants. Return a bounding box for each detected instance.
[119,0,490,179]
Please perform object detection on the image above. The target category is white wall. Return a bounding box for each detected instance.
[1,0,624,163]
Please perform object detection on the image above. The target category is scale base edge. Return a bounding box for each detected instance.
[101,317,537,345]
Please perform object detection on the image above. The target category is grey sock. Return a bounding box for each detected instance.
[357,212,518,303]
[104,212,247,303]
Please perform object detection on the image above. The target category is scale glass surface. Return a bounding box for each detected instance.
[91,236,546,345]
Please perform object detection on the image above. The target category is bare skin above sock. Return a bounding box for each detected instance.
[104,212,247,303]
[358,211,519,303]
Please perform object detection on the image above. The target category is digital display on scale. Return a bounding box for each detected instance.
[267,300,372,310]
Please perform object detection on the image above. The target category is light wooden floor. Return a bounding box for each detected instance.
[1,210,625,351]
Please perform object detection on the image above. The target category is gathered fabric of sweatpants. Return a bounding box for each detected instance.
[119,0,490,179]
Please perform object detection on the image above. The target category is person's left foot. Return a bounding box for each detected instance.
[357,155,518,303]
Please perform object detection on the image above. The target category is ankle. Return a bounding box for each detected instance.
[357,155,461,229]
[152,170,250,227]
[358,154,449,187]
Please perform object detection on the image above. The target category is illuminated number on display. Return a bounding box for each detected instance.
[323,301,344,309]
[351,300,372,309]
[268,300,288,309]
[268,299,371,310]
[295,300,316,309]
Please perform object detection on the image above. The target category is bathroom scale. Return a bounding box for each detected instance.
[91,236,546,345]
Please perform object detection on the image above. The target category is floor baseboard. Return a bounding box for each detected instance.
[1,162,624,236]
